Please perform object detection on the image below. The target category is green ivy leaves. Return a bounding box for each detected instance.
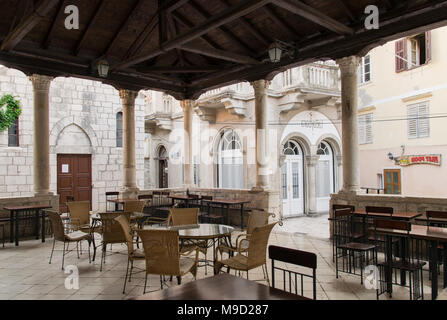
[0,94,21,132]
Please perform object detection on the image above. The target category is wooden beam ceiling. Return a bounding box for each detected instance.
[1,0,59,51]
[112,0,271,70]
[181,43,260,64]
[270,0,354,35]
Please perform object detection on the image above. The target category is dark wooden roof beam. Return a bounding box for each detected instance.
[271,0,354,35]
[181,43,260,64]
[43,0,69,49]
[112,0,271,70]
[1,0,59,51]
[138,66,220,73]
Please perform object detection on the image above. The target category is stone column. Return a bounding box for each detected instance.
[336,155,343,192]
[30,74,53,196]
[251,79,270,190]
[181,100,194,187]
[119,89,139,198]
[337,56,361,193]
[306,155,319,214]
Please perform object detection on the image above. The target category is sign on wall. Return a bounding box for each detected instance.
[395,154,441,167]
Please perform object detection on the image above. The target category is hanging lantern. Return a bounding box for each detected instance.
[268,42,282,63]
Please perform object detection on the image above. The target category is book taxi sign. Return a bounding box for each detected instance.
[395,154,441,167]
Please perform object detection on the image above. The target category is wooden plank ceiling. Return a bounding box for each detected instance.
[0,0,446,99]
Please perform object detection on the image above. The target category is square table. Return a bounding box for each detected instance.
[201,199,251,229]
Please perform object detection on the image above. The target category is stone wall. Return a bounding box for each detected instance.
[0,65,145,211]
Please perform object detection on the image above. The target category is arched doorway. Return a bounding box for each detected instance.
[316,141,334,212]
[217,129,244,189]
[158,146,168,188]
[281,140,304,217]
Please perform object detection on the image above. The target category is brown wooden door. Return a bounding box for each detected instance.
[57,154,92,212]
[384,169,401,195]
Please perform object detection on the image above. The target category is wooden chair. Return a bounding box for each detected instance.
[0,220,6,248]
[99,212,130,271]
[66,201,91,233]
[105,191,119,212]
[331,204,361,262]
[425,211,447,280]
[374,219,425,300]
[215,222,277,284]
[198,195,213,222]
[137,229,199,293]
[115,214,145,294]
[46,209,91,270]
[334,208,377,284]
[269,245,317,300]
[365,206,396,251]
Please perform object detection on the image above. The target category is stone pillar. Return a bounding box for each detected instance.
[119,89,139,198]
[181,99,194,187]
[251,79,270,190]
[337,56,361,193]
[306,155,319,214]
[336,155,343,192]
[30,74,53,196]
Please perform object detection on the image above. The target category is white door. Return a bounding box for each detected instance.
[316,142,334,212]
[281,141,304,217]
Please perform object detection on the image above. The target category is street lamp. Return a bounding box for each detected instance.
[97,59,109,78]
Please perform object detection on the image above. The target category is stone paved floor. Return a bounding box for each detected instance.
[0,215,444,300]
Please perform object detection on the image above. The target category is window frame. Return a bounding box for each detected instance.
[358,113,374,145]
[407,101,430,139]
[116,111,123,148]
[358,55,372,85]
[8,117,19,147]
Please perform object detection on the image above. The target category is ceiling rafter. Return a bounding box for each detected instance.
[1,0,59,51]
[111,0,270,71]
[262,4,298,39]
[181,43,260,64]
[271,0,354,35]
[75,0,108,56]
[167,11,187,66]
[42,0,69,49]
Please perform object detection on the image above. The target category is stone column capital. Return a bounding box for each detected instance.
[305,155,320,166]
[336,56,361,75]
[250,79,271,92]
[29,74,53,91]
[119,89,138,104]
[180,99,195,112]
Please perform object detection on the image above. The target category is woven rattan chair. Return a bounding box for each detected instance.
[215,222,277,284]
[67,201,91,232]
[46,210,92,270]
[167,207,199,226]
[99,212,130,271]
[137,229,199,293]
[124,200,145,214]
[115,214,145,294]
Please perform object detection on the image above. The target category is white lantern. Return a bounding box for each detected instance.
[97,59,109,78]
[268,42,282,63]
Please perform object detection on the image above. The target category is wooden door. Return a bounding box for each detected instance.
[384,169,401,195]
[57,154,92,212]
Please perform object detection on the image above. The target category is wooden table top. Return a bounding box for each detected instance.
[169,195,198,200]
[374,224,447,242]
[132,273,309,300]
[143,223,234,239]
[90,212,144,221]
[3,204,52,211]
[106,198,138,203]
[354,210,422,220]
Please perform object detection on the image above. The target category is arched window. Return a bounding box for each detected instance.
[281,140,304,217]
[317,142,330,155]
[217,129,243,189]
[316,141,334,203]
[116,112,123,147]
[283,141,300,155]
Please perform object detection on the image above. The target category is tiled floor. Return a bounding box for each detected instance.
[0,214,444,300]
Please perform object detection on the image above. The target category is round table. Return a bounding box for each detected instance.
[90,211,145,221]
[143,223,234,240]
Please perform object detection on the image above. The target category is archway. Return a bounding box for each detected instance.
[316,141,334,212]
[216,129,244,189]
[158,146,168,188]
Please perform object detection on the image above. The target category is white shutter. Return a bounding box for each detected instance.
[358,115,366,144]
[407,104,418,139]
[418,103,430,137]
[365,113,373,144]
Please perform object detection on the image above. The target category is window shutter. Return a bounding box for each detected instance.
[358,115,366,144]
[425,31,432,63]
[365,113,373,144]
[418,103,430,137]
[407,105,418,139]
[395,39,407,72]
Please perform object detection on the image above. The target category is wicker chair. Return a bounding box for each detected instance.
[137,229,199,293]
[235,210,271,250]
[167,207,199,227]
[67,201,91,233]
[214,222,277,284]
[99,212,130,271]
[115,214,145,294]
[46,209,92,270]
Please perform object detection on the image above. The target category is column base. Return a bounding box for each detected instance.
[120,187,139,199]
[251,186,266,192]
[34,191,54,196]
[339,188,359,195]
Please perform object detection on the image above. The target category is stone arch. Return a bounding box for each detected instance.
[50,115,98,149]
[315,134,342,157]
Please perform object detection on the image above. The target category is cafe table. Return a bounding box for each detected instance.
[143,223,234,267]
[132,273,309,300]
[201,199,251,229]
[106,198,138,211]
[374,224,447,300]
[3,204,52,246]
[168,194,199,208]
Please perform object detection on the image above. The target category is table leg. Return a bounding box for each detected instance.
[385,235,393,295]
[444,244,447,289]
[91,220,97,261]
[41,210,46,243]
[430,240,438,300]
[9,211,14,243]
[15,210,19,246]
[400,238,407,286]
[226,204,230,226]
[35,209,39,239]
[240,204,244,229]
